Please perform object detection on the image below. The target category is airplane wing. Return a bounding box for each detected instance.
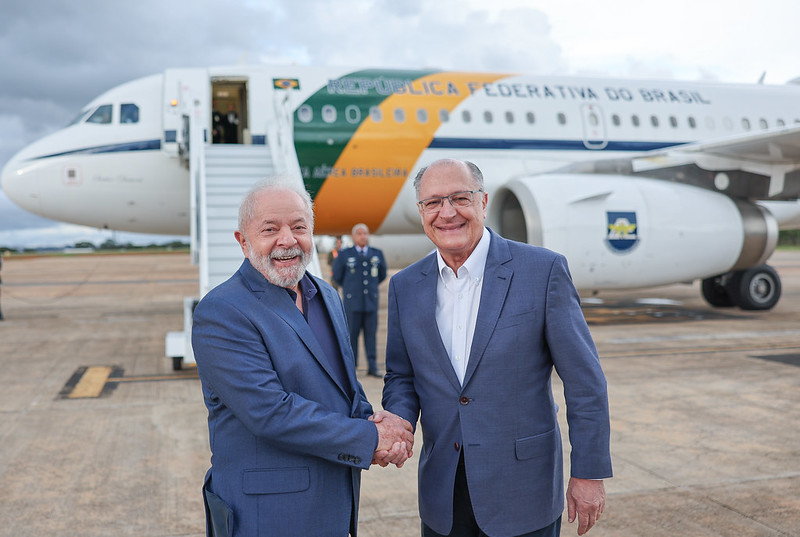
[566,125,800,201]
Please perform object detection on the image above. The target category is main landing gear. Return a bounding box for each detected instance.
[701,264,781,311]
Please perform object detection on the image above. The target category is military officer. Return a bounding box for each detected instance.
[333,223,387,377]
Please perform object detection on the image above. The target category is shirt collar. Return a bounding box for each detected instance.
[436,227,491,281]
[286,272,318,301]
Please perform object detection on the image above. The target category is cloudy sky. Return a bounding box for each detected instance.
[1,0,799,248]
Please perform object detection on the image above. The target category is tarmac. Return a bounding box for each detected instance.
[0,249,799,537]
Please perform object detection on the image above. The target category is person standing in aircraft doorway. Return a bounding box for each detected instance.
[211,100,224,144]
[223,102,239,144]
[333,224,387,377]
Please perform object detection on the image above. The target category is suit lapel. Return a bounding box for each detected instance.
[415,254,463,392]
[241,261,353,399]
[318,281,361,399]
[462,231,513,387]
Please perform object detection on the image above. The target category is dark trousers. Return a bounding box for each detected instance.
[345,309,378,373]
[422,454,562,537]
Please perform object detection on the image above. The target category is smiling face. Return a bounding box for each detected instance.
[417,160,487,271]
[235,188,313,291]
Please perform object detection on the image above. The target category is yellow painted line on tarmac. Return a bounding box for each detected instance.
[60,366,197,399]
[67,366,114,398]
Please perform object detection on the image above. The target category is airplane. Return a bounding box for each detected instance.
[3,65,800,337]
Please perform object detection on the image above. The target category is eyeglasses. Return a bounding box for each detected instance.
[417,190,483,213]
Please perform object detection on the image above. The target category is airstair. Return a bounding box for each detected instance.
[165,84,317,369]
[166,141,276,369]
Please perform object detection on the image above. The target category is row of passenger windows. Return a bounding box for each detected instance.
[296,103,800,132]
[68,103,140,126]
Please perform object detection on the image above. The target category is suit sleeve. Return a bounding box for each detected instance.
[544,254,613,479]
[192,295,379,469]
[381,276,420,429]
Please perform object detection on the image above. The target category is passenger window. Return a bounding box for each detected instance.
[742,118,751,130]
[321,105,337,123]
[297,105,313,123]
[669,116,678,128]
[631,115,640,127]
[526,112,535,124]
[120,103,139,124]
[650,115,659,127]
[393,108,406,123]
[439,109,450,123]
[504,111,514,124]
[86,104,113,124]
[688,116,697,129]
[345,105,361,124]
[369,106,382,123]
[723,117,734,131]
[705,116,715,130]
[611,114,621,127]
[462,110,472,123]
[557,112,567,125]
[759,118,768,129]
[416,108,429,123]
[484,111,493,123]
[777,119,786,127]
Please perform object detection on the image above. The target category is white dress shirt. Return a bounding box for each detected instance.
[435,227,491,385]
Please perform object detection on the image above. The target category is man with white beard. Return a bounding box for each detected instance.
[191,180,414,537]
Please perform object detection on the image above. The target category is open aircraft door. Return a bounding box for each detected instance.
[161,68,211,159]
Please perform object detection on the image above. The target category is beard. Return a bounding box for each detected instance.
[248,244,311,288]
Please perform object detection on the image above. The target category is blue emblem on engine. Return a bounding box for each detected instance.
[606,211,639,253]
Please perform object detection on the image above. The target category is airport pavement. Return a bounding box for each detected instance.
[0,250,799,537]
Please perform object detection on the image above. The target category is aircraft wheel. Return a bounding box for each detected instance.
[701,275,735,307]
[729,265,781,311]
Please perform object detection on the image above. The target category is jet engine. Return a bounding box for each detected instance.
[486,174,780,309]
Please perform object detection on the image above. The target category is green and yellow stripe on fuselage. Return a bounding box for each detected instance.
[294,69,509,234]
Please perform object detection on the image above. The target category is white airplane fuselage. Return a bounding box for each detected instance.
[3,65,800,308]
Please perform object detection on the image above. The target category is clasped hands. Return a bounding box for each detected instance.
[369,410,414,468]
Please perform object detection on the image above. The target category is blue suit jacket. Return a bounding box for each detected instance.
[192,259,378,537]
[333,246,387,312]
[382,229,612,536]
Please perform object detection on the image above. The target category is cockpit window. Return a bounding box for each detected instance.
[86,104,113,124]
[120,103,139,124]
[67,108,92,126]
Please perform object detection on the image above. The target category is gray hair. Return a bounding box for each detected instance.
[238,178,315,233]
[412,159,484,199]
[351,223,369,235]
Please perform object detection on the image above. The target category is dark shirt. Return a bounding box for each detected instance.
[287,274,351,396]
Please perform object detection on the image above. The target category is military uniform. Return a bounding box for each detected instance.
[333,245,387,375]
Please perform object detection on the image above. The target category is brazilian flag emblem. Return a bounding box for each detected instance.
[273,78,300,90]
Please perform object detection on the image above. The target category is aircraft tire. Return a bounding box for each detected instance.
[701,275,736,308]
[728,264,782,311]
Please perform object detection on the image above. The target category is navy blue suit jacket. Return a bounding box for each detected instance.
[382,229,612,536]
[333,246,387,312]
[192,259,378,537]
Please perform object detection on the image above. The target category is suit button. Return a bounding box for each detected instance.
[459,396,470,405]
[454,442,460,451]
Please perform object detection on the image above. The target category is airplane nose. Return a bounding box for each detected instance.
[1,155,43,215]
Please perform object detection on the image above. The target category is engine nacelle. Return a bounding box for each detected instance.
[486,174,778,290]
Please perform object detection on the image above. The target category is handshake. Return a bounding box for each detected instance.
[369,410,414,468]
